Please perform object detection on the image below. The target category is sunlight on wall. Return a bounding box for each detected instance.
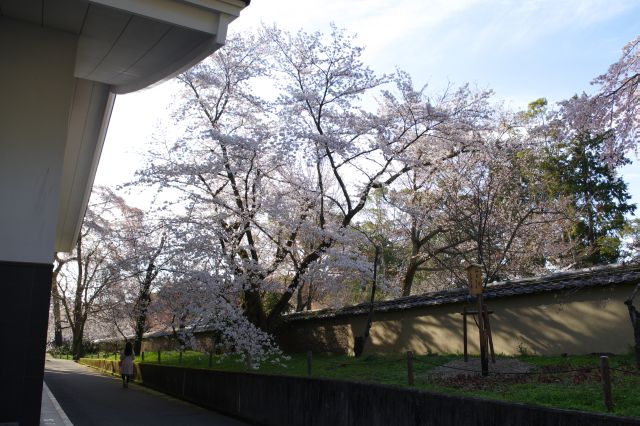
[279,284,635,356]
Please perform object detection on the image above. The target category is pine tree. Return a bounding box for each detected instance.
[542,132,636,266]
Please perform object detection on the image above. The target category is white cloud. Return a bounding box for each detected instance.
[463,0,636,52]
[231,0,636,56]
[230,0,483,54]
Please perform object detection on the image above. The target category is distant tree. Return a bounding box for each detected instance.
[357,188,406,297]
[382,168,470,296]
[106,191,169,355]
[385,103,572,293]
[51,253,76,347]
[439,142,571,285]
[55,194,122,359]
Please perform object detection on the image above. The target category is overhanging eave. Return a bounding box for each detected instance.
[55,80,115,252]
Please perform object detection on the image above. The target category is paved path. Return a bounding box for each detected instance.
[41,381,74,426]
[43,357,248,426]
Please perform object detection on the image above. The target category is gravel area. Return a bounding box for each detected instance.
[426,358,534,379]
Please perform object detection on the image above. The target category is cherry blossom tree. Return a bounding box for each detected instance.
[104,190,170,354]
[132,26,494,336]
[262,26,494,326]
[381,154,479,295]
[135,31,285,331]
[592,35,639,157]
[443,147,572,284]
[54,190,124,358]
[371,102,575,294]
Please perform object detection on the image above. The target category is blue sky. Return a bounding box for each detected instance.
[96,0,640,212]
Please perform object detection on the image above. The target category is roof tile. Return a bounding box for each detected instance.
[286,263,640,322]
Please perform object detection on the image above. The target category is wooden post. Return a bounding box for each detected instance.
[157,350,161,364]
[407,351,414,386]
[141,351,144,362]
[600,356,613,412]
[483,303,496,363]
[463,306,468,362]
[306,351,313,377]
[477,295,488,377]
[209,351,213,368]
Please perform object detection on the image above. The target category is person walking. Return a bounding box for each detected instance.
[119,341,135,388]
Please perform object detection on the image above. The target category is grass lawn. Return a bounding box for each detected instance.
[85,350,640,418]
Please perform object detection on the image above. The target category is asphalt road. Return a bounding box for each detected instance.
[44,357,249,426]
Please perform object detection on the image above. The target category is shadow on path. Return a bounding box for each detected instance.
[44,356,248,426]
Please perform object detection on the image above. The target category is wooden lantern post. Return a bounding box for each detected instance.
[467,264,489,377]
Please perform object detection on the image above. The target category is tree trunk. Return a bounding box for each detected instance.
[401,256,419,297]
[305,282,313,310]
[355,246,379,357]
[133,266,155,354]
[72,235,85,360]
[625,299,640,369]
[295,281,305,312]
[133,233,166,354]
[171,315,189,349]
[133,290,151,355]
[586,192,596,259]
[243,288,267,330]
[51,254,73,348]
[401,223,421,297]
[71,322,85,360]
[266,240,331,330]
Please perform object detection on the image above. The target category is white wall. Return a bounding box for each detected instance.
[0,18,78,263]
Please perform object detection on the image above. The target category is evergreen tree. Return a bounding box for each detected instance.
[542,132,636,266]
